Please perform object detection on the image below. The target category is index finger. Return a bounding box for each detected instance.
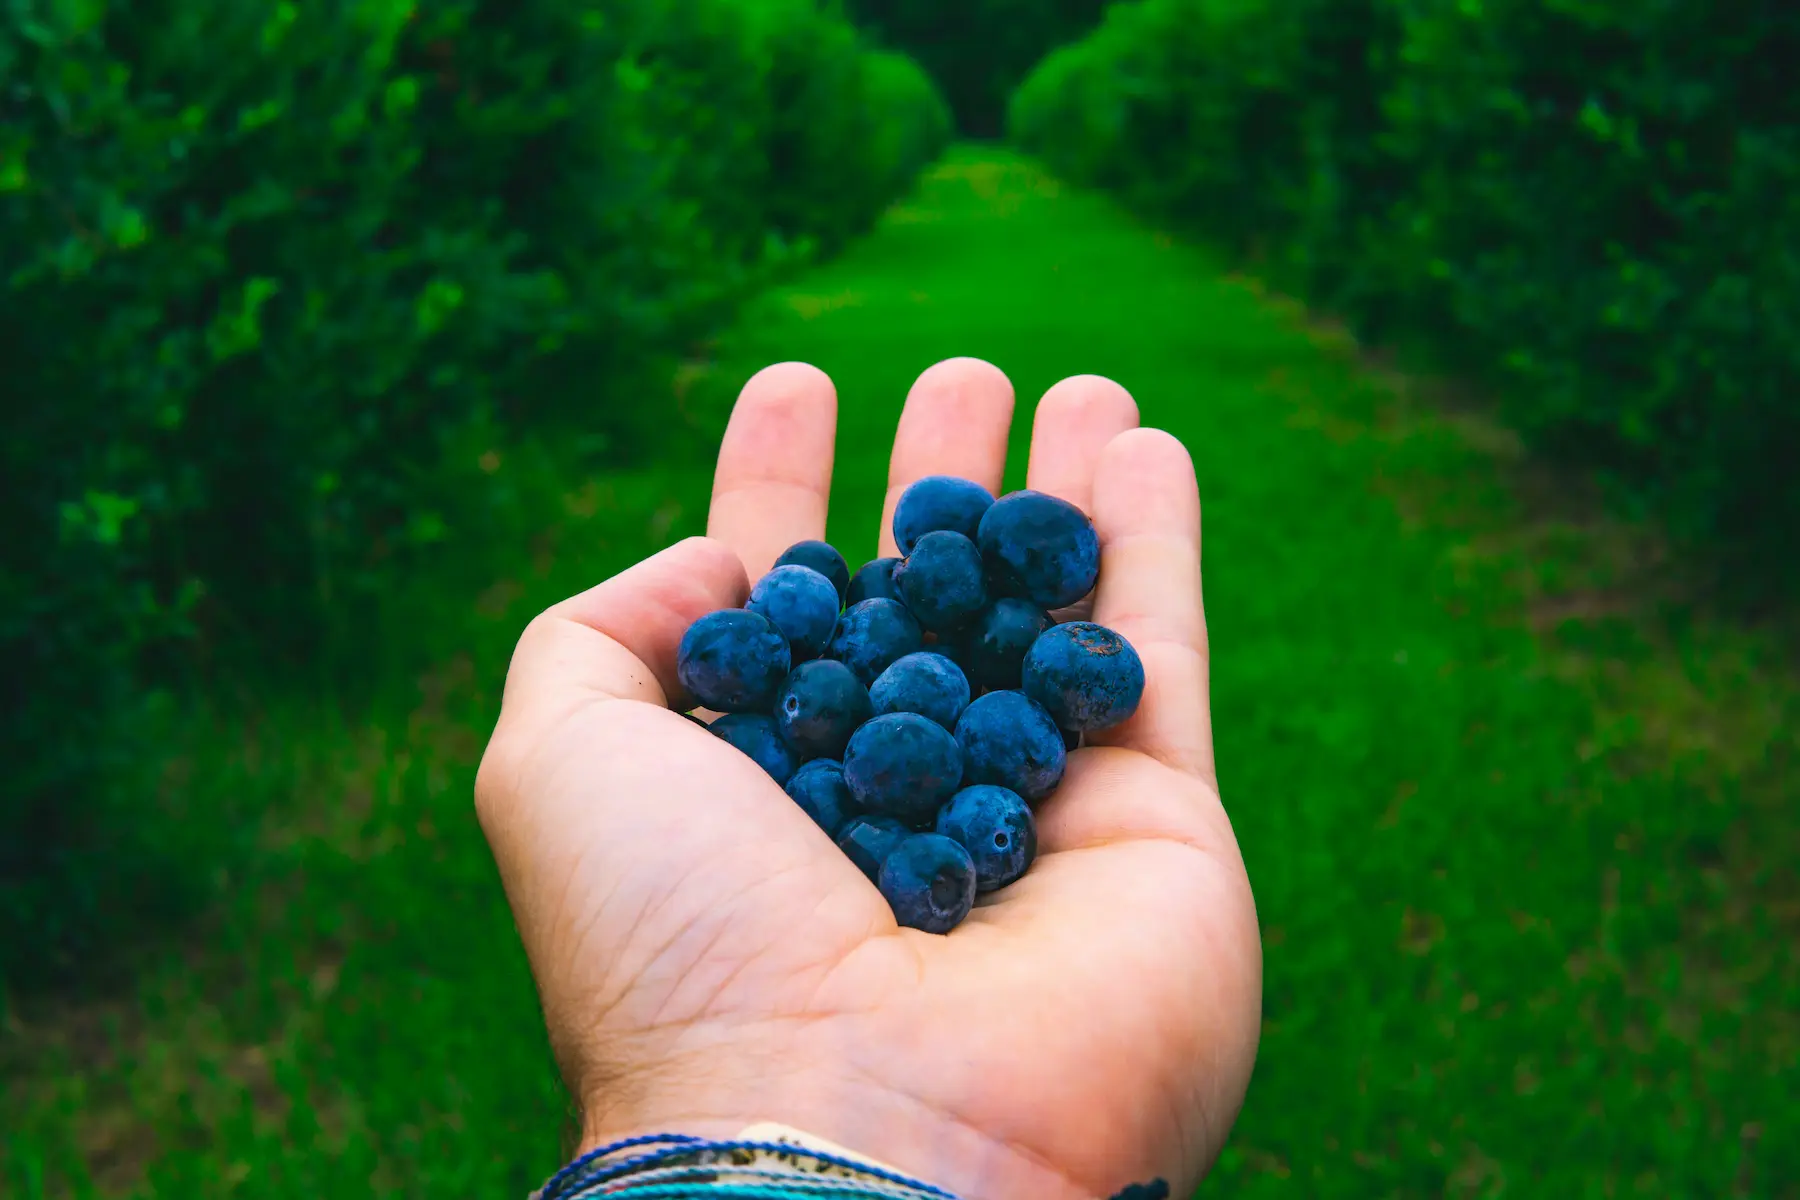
[707,362,839,581]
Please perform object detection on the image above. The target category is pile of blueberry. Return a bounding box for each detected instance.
[676,476,1144,934]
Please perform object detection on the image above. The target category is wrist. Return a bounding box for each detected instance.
[562,1118,1172,1200]
[567,1028,959,1185]
[574,1092,1099,1200]
[556,1013,1192,1200]
[560,1122,954,1197]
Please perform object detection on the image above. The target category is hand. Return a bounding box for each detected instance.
[475,358,1262,1200]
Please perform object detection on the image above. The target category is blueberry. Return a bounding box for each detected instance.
[1062,724,1081,751]
[869,651,970,732]
[976,490,1101,610]
[878,833,977,933]
[775,658,874,761]
[953,690,1066,803]
[893,530,987,633]
[747,565,841,661]
[827,597,924,686]
[843,712,964,827]
[785,759,861,838]
[892,475,997,556]
[935,784,1037,893]
[930,633,969,675]
[958,597,1052,692]
[709,713,798,785]
[1022,622,1146,732]
[676,609,792,712]
[774,540,850,605]
[837,815,910,883]
[845,557,903,607]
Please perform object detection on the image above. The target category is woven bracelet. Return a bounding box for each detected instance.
[532,1132,1172,1200]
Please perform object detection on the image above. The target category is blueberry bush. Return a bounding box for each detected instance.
[1010,0,1800,593]
[0,0,950,981]
[846,0,1119,136]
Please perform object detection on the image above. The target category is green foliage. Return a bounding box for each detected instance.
[847,0,1118,137]
[1011,0,1800,587]
[0,0,949,984]
[7,149,1795,1196]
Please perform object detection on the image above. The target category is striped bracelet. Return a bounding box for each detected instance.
[531,1132,956,1199]
[532,1129,1172,1200]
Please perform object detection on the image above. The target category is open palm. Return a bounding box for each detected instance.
[476,358,1262,1200]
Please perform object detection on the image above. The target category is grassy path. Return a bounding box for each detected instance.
[7,147,1795,1198]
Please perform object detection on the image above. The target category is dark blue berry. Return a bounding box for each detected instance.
[747,564,841,661]
[845,557,903,607]
[935,784,1037,893]
[958,598,1052,692]
[837,815,910,883]
[869,651,970,732]
[676,609,791,713]
[893,530,987,633]
[827,598,924,686]
[878,833,977,933]
[843,712,964,827]
[953,690,1066,803]
[892,475,997,556]
[1062,724,1081,751]
[785,759,861,838]
[775,540,850,605]
[1109,1183,1172,1200]
[930,634,969,676]
[775,659,873,761]
[710,713,798,785]
[1022,622,1146,732]
[976,490,1101,610]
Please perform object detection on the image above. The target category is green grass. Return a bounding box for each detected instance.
[5,146,1796,1198]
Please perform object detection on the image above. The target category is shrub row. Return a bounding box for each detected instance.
[846,0,1118,137]
[0,0,950,982]
[1010,0,1800,588]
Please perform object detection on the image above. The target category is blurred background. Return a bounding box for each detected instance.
[2,0,1795,1195]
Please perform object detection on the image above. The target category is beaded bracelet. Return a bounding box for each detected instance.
[532,1130,1172,1200]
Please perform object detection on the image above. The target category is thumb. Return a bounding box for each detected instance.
[473,537,863,1099]
[474,534,759,962]
[496,535,749,722]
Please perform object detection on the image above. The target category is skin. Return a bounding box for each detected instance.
[475,358,1262,1200]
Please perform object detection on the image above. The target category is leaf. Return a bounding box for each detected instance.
[205,277,282,361]
[238,98,285,133]
[384,76,419,117]
[416,277,465,336]
[59,491,141,547]
[262,2,299,50]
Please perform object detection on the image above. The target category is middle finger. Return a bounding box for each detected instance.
[876,358,1017,558]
